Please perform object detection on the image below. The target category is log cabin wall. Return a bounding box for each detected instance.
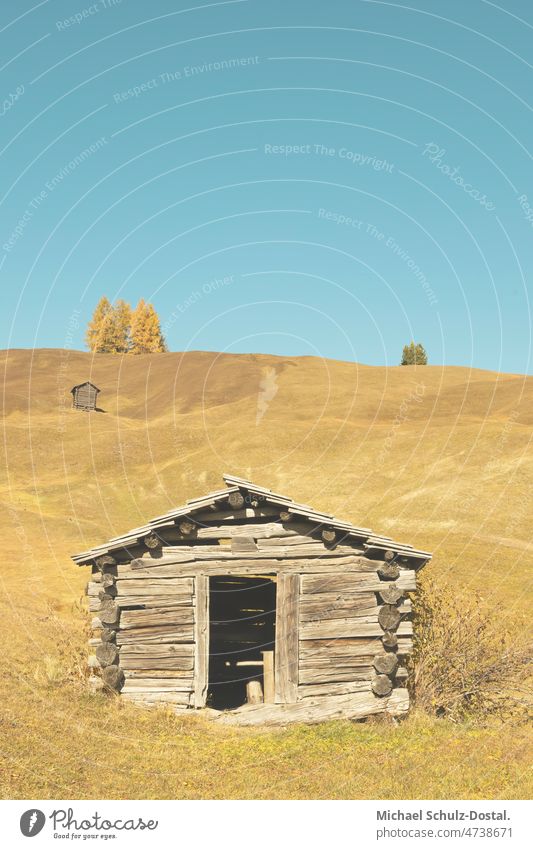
[80,476,430,724]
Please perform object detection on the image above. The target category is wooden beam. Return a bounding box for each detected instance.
[194,574,209,708]
[275,573,299,703]
[262,650,275,703]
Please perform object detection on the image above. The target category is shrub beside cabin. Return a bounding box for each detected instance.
[73,475,431,725]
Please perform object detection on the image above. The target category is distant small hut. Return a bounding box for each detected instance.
[71,381,100,411]
[72,474,432,726]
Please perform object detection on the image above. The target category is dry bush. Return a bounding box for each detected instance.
[33,602,88,689]
[410,578,532,722]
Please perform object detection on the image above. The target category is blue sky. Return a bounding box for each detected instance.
[1,0,532,373]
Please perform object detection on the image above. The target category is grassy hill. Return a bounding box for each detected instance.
[1,348,531,799]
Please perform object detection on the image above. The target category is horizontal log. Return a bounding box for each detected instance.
[117,575,194,591]
[214,690,407,726]
[196,522,295,539]
[116,626,195,646]
[378,584,404,604]
[299,658,377,672]
[99,603,120,626]
[119,607,194,630]
[116,581,195,598]
[299,592,377,622]
[377,562,400,581]
[101,573,116,589]
[102,664,124,691]
[298,681,371,698]
[373,653,399,676]
[96,642,119,667]
[115,595,195,610]
[257,534,322,547]
[124,668,194,679]
[190,506,282,522]
[378,605,402,631]
[120,646,194,670]
[299,666,373,685]
[125,547,376,568]
[299,637,413,659]
[122,678,193,693]
[96,555,116,571]
[300,620,413,640]
[301,570,416,594]
[372,674,393,697]
[116,561,417,583]
[121,692,191,706]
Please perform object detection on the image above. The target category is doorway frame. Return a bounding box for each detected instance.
[193,570,299,709]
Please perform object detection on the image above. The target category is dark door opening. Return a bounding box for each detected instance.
[208,575,276,710]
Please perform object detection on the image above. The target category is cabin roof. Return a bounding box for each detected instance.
[71,474,432,567]
[70,381,100,393]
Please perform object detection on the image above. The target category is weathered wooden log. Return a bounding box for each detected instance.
[124,668,193,679]
[381,631,398,651]
[144,533,161,549]
[299,591,377,621]
[300,637,412,659]
[116,626,196,645]
[262,651,275,704]
[215,690,406,726]
[178,519,195,535]
[377,562,400,581]
[116,577,194,594]
[102,664,124,691]
[298,681,371,698]
[101,573,116,589]
[119,645,194,671]
[378,584,404,604]
[378,604,402,631]
[246,679,264,705]
[101,628,116,643]
[96,642,119,667]
[373,653,399,676]
[371,673,393,696]
[122,678,193,693]
[228,491,245,509]
[321,528,336,544]
[99,603,120,626]
[296,666,373,685]
[96,555,116,572]
[115,595,193,610]
[119,606,194,630]
[300,619,412,640]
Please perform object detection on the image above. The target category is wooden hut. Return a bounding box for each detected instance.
[71,381,100,411]
[72,474,431,725]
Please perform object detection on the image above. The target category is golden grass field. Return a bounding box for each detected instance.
[1,347,532,799]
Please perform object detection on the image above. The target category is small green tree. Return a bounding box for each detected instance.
[401,341,428,365]
[85,296,112,352]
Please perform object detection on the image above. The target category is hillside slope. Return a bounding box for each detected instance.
[2,348,532,604]
[1,349,531,799]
